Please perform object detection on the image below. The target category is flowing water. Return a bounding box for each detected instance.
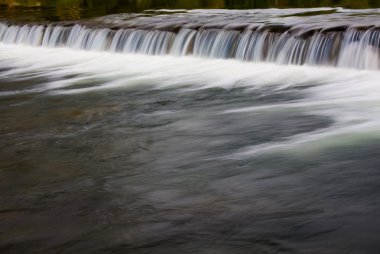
[1,4,380,254]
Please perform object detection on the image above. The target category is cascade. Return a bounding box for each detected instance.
[0,21,379,70]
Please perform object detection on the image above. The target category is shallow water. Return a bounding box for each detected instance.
[1,4,380,254]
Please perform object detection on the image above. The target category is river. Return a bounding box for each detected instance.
[1,2,380,254]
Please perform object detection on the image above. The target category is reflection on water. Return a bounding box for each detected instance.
[1,0,380,21]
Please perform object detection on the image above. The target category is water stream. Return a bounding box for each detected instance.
[1,5,380,254]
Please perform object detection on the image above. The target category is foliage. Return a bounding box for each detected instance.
[0,0,379,21]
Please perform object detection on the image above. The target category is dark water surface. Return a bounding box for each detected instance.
[1,2,380,254]
[0,45,380,253]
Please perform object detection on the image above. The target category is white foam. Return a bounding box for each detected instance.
[1,44,380,154]
[1,20,379,70]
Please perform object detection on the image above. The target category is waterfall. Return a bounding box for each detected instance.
[0,21,379,70]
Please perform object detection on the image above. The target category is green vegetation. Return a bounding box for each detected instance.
[1,0,380,9]
[0,0,379,21]
[146,0,380,9]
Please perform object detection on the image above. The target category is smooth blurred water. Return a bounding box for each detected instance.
[1,2,380,253]
[2,8,380,70]
[1,44,380,253]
